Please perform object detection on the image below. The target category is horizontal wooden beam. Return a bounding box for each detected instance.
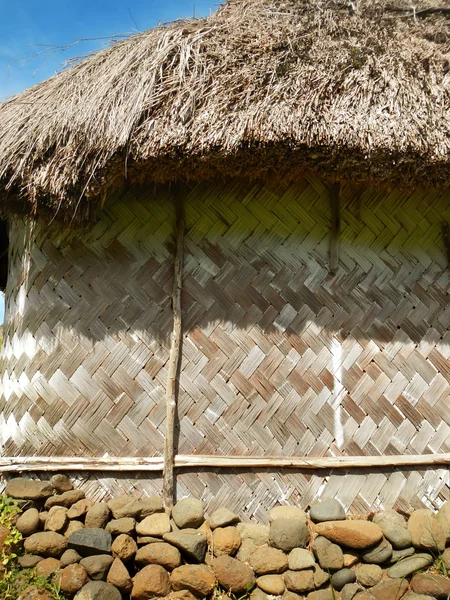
[0,454,449,473]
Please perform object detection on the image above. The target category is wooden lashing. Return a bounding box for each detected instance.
[162,190,184,509]
[329,183,341,274]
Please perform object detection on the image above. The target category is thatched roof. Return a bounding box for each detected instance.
[0,0,449,219]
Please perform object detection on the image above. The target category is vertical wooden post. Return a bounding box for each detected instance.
[329,183,341,275]
[163,189,184,509]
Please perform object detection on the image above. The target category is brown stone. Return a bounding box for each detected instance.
[355,564,383,587]
[16,508,40,536]
[257,574,285,595]
[411,573,450,598]
[236,538,257,563]
[18,554,44,568]
[36,557,61,578]
[306,592,334,600]
[17,586,54,600]
[312,535,344,571]
[407,510,446,552]
[55,564,89,595]
[343,552,359,567]
[283,592,304,600]
[6,478,54,500]
[165,592,198,600]
[67,499,93,520]
[39,512,48,528]
[24,531,67,557]
[45,490,85,510]
[353,594,375,600]
[443,547,450,570]
[106,517,136,536]
[438,501,450,543]
[370,578,409,600]
[284,570,315,593]
[250,546,288,574]
[136,542,181,570]
[85,503,111,529]
[313,566,330,588]
[198,520,213,546]
[314,521,383,549]
[138,497,165,518]
[131,564,171,599]
[237,523,270,546]
[212,526,241,556]
[111,533,138,562]
[45,506,69,533]
[212,555,256,594]
[268,506,307,523]
[171,564,216,597]
[64,520,85,538]
[136,513,171,537]
[51,474,74,493]
[107,558,133,593]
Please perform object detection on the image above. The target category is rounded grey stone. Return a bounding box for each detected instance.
[382,524,412,549]
[312,535,343,571]
[288,548,316,570]
[310,499,346,523]
[172,498,204,529]
[387,553,433,579]
[163,530,207,563]
[80,554,114,581]
[74,581,122,600]
[390,546,415,563]
[269,518,309,552]
[341,583,361,600]
[60,549,82,567]
[331,569,357,591]
[361,538,392,564]
[209,507,240,530]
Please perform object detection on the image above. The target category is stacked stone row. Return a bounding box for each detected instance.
[4,476,450,600]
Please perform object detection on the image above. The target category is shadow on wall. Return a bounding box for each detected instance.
[1,177,450,463]
[3,464,449,520]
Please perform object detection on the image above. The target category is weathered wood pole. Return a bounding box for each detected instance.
[163,189,184,508]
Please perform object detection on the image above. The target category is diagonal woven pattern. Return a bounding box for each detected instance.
[1,176,449,514]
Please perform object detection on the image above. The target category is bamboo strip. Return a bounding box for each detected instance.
[1,454,450,472]
[163,190,184,509]
[329,183,341,274]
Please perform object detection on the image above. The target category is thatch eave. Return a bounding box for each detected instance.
[0,0,450,220]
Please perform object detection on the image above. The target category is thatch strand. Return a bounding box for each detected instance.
[0,0,450,219]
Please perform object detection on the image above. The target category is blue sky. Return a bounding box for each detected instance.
[0,0,220,322]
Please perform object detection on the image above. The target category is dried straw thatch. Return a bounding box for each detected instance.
[0,0,449,219]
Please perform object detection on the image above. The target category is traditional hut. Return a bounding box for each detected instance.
[0,0,449,518]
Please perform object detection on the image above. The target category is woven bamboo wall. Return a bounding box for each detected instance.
[1,177,449,518]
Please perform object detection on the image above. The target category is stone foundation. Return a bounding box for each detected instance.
[4,475,450,600]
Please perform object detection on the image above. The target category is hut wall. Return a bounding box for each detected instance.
[1,177,449,518]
